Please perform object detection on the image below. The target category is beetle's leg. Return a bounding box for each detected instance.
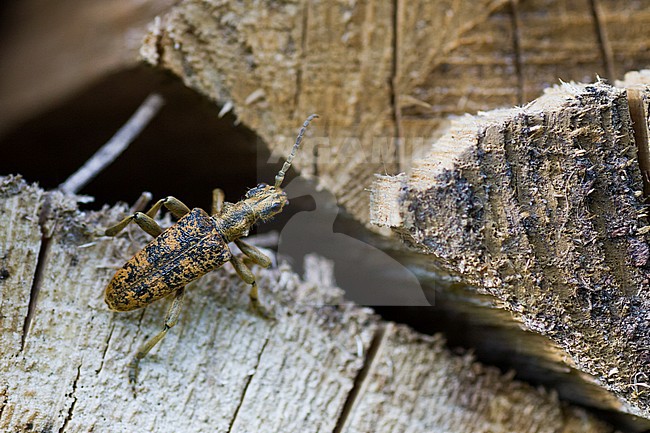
[104,196,191,237]
[212,188,225,216]
[105,212,164,238]
[128,286,186,389]
[230,255,273,319]
[144,196,191,220]
[235,239,272,268]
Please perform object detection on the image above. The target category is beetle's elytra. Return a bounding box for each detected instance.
[103,114,318,388]
[105,208,232,311]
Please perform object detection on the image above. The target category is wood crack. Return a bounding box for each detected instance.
[20,233,49,352]
[509,0,524,105]
[0,387,6,421]
[96,323,115,375]
[391,0,403,171]
[332,324,386,433]
[589,0,615,79]
[293,2,309,116]
[226,329,272,433]
[58,363,81,433]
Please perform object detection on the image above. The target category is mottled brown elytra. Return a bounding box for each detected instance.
[103,114,318,388]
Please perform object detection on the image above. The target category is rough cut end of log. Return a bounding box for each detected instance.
[0,175,617,432]
[133,0,650,231]
[371,78,650,420]
[369,173,408,228]
[137,0,523,223]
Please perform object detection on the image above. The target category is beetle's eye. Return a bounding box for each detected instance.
[270,202,282,212]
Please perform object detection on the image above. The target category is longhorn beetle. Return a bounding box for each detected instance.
[103,114,318,386]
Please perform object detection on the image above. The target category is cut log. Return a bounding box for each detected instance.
[4,1,650,206]
[2,0,650,430]
[138,0,650,227]
[371,79,650,420]
[133,0,650,425]
[135,0,518,220]
[0,175,615,432]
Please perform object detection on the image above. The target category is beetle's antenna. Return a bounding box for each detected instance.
[274,114,319,188]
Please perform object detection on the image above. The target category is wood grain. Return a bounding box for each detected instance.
[0,176,615,432]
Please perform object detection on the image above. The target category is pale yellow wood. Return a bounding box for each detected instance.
[137,0,650,228]
[341,324,614,433]
[0,176,614,431]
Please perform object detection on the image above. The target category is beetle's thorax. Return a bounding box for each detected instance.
[214,183,288,242]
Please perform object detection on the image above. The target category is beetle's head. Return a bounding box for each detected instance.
[216,115,317,242]
[244,183,289,221]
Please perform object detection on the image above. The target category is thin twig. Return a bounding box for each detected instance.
[59,93,165,194]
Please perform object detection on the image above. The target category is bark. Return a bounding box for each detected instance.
[0,175,615,432]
